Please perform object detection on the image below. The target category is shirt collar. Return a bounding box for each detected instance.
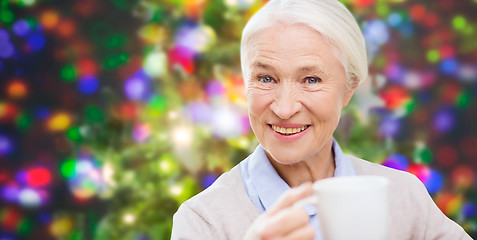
[245,139,356,212]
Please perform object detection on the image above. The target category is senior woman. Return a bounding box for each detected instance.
[172,0,471,239]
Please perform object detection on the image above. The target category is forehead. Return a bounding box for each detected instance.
[247,23,340,69]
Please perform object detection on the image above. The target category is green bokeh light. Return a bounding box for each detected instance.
[170,176,198,203]
[17,219,32,235]
[66,127,82,142]
[426,49,440,63]
[374,55,386,68]
[70,230,83,240]
[463,25,474,35]
[15,113,32,131]
[0,9,14,24]
[158,154,179,176]
[60,158,77,179]
[60,65,78,82]
[148,95,167,117]
[404,99,416,114]
[102,53,129,69]
[456,91,471,108]
[452,15,466,30]
[20,0,36,7]
[85,105,104,122]
[376,3,389,17]
[413,145,433,164]
[105,34,128,48]
[25,17,37,28]
[112,0,134,9]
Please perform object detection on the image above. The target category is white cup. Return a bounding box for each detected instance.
[296,175,389,240]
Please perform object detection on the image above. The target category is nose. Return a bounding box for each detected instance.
[270,85,302,120]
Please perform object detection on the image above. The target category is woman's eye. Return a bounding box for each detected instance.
[305,77,321,84]
[259,75,274,83]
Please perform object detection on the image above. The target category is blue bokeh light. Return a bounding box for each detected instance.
[34,107,50,120]
[383,153,409,171]
[387,12,403,27]
[379,117,401,138]
[462,202,476,218]
[124,70,151,101]
[424,170,443,194]
[0,135,14,156]
[78,75,99,95]
[27,32,46,51]
[440,59,459,75]
[13,20,31,36]
[0,29,14,58]
[433,108,455,133]
[202,174,217,189]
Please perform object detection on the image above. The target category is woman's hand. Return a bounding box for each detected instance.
[244,183,315,240]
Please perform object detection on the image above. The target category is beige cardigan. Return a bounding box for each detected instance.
[172,155,472,239]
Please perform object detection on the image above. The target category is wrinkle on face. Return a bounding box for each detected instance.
[245,23,356,176]
[269,82,303,120]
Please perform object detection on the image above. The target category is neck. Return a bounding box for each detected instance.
[267,139,335,188]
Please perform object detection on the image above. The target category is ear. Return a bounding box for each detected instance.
[342,76,359,108]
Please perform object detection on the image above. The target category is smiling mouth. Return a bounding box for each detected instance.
[269,124,310,135]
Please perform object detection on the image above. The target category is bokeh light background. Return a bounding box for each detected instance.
[0,0,476,239]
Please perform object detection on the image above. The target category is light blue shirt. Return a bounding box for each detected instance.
[239,139,356,240]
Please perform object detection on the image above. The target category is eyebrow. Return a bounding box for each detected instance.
[297,66,326,75]
[251,62,275,71]
[251,62,326,75]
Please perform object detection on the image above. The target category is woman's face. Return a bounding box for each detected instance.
[246,23,356,165]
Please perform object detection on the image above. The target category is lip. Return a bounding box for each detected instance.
[268,123,310,142]
[269,123,309,128]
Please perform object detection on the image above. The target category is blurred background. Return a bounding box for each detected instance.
[0,0,476,239]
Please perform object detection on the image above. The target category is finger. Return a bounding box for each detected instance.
[262,205,310,237]
[268,182,313,215]
[282,224,315,240]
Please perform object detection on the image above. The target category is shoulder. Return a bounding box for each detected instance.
[347,154,421,185]
[347,154,430,205]
[347,154,471,239]
[172,165,259,239]
[181,165,255,214]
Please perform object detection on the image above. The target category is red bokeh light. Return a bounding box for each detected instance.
[353,0,375,7]
[26,167,52,187]
[77,58,98,77]
[0,102,19,122]
[379,86,410,110]
[460,136,477,158]
[435,145,458,167]
[423,13,439,28]
[57,19,76,38]
[440,82,460,104]
[118,102,138,120]
[0,169,8,183]
[168,46,195,74]
[410,4,426,22]
[439,45,455,59]
[0,207,22,231]
[451,165,475,189]
[407,164,431,183]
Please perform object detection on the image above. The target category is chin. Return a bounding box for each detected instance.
[265,148,305,165]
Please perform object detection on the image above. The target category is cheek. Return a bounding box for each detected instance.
[305,92,344,120]
[247,88,271,115]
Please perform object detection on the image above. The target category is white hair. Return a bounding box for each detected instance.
[240,0,368,88]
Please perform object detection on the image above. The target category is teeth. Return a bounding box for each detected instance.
[271,125,308,135]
